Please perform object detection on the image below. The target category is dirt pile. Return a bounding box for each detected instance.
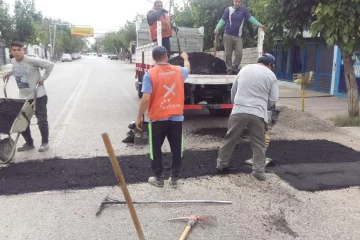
[168,52,227,74]
[276,106,335,132]
[0,99,25,133]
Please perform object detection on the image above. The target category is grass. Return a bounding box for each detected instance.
[330,115,360,127]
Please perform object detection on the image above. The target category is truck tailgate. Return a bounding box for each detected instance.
[186,75,236,85]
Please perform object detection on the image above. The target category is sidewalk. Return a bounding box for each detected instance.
[277,81,349,120]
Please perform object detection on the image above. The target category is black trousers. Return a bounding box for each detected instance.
[21,95,49,145]
[152,37,171,57]
[149,121,183,179]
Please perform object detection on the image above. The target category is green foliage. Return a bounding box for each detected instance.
[103,31,125,54]
[310,0,360,54]
[0,2,13,45]
[13,0,42,44]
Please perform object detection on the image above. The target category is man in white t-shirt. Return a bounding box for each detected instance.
[215,53,279,181]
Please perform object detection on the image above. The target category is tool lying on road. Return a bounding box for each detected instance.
[96,196,232,216]
[168,215,217,240]
[101,133,145,240]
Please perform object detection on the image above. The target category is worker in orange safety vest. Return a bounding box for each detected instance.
[136,46,191,188]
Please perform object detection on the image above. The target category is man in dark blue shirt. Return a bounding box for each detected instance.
[214,0,265,75]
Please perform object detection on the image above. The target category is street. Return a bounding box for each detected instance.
[1,56,360,240]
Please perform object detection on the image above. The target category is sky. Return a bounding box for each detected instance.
[4,0,183,33]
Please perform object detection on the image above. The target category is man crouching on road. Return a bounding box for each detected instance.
[2,41,54,152]
[135,46,191,188]
[215,53,279,181]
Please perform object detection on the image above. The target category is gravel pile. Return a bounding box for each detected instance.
[276,106,336,132]
[168,52,227,74]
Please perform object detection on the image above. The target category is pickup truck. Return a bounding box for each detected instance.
[134,22,265,117]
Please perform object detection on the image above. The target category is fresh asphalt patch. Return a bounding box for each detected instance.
[1,140,360,196]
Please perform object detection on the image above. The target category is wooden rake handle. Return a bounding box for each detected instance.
[179,226,192,240]
[101,133,145,240]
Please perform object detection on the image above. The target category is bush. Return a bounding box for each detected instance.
[330,115,360,127]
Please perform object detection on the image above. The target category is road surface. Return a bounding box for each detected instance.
[1,56,360,240]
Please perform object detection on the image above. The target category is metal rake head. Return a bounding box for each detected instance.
[168,215,217,226]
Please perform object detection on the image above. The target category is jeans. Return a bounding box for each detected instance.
[21,95,49,145]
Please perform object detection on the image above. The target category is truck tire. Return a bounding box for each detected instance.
[209,109,232,117]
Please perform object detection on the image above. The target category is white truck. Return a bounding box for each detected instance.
[134,21,265,116]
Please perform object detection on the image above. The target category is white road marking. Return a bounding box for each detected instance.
[50,68,92,147]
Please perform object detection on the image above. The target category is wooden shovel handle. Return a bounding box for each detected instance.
[179,226,192,240]
[102,133,145,240]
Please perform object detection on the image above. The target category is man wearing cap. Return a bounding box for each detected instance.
[214,0,265,75]
[147,0,178,57]
[215,53,278,181]
[135,46,191,188]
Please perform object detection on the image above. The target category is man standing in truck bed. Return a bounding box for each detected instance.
[147,0,178,57]
[214,0,265,75]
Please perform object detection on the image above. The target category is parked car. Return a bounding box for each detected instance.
[110,55,118,60]
[61,53,72,62]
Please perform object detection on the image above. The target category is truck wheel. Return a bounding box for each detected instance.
[209,109,232,117]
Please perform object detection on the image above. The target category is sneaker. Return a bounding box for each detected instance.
[216,167,230,175]
[148,177,164,187]
[252,172,266,181]
[17,143,35,152]
[168,177,178,188]
[38,143,49,152]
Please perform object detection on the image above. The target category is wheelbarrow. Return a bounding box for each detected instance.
[0,81,38,163]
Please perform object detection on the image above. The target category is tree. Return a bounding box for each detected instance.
[13,0,42,45]
[310,0,360,116]
[0,2,14,45]
[103,31,125,55]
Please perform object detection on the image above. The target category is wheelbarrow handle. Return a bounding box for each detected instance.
[3,79,9,98]
[31,83,39,112]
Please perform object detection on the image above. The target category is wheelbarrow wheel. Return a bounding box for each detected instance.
[0,137,16,164]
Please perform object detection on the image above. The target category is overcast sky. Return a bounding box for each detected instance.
[4,0,182,33]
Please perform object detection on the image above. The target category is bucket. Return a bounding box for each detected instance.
[134,121,149,145]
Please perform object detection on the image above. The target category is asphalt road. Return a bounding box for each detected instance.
[1,56,360,240]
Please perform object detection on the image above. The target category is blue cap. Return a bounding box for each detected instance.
[259,53,276,65]
[152,46,168,59]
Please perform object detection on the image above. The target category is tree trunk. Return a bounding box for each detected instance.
[341,51,359,117]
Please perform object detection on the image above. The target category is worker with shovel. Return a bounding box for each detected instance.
[135,46,191,188]
[215,53,278,181]
[214,0,265,75]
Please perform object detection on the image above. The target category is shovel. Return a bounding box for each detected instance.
[213,35,217,57]
[168,215,217,240]
[175,28,181,55]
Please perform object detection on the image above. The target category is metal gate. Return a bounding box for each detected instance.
[303,43,334,93]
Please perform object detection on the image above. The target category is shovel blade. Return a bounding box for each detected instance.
[197,215,217,226]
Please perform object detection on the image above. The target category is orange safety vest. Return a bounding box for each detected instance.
[148,9,172,40]
[148,65,184,120]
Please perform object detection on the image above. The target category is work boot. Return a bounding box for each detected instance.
[168,177,178,188]
[216,167,230,175]
[252,172,266,181]
[148,177,164,187]
[17,143,35,152]
[38,143,49,152]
